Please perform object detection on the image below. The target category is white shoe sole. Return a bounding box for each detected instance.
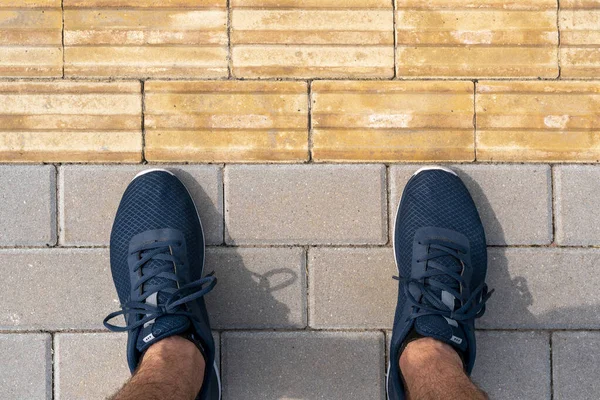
[412,166,457,177]
[133,168,175,180]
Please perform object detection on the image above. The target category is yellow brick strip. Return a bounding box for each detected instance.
[400,0,555,9]
[63,0,228,78]
[0,81,142,163]
[230,3,394,79]
[144,81,308,162]
[476,81,600,162]
[311,81,475,162]
[3,0,61,6]
[396,0,558,78]
[63,0,223,7]
[232,0,390,7]
[560,1,600,78]
[0,2,62,77]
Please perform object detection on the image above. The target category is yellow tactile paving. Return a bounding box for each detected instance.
[311,81,475,162]
[476,81,600,162]
[230,0,394,79]
[0,1,62,77]
[396,0,559,78]
[0,82,142,162]
[0,0,598,163]
[144,81,308,162]
[560,0,600,78]
[65,0,224,5]
[63,0,228,78]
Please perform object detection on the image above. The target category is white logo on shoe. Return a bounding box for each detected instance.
[450,335,463,345]
[143,333,155,343]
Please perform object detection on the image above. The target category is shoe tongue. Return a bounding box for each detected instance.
[416,254,467,353]
[135,256,189,353]
[427,255,462,295]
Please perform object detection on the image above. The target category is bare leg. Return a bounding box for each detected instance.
[110,336,205,400]
[400,337,488,400]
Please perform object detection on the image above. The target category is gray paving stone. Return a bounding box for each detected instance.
[222,331,385,400]
[555,165,600,245]
[0,249,118,330]
[553,331,600,400]
[480,248,600,329]
[60,165,223,246]
[225,164,387,245]
[308,247,396,329]
[0,334,51,400]
[0,165,56,246]
[472,331,551,400]
[389,165,552,245]
[55,333,130,400]
[206,247,306,329]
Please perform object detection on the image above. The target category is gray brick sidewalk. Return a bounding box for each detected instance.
[0,163,598,399]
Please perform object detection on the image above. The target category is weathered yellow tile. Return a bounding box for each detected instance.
[0,3,62,77]
[144,81,308,162]
[3,1,60,7]
[399,0,554,8]
[64,0,222,7]
[0,82,142,163]
[311,81,474,162]
[396,0,558,78]
[231,5,394,78]
[476,81,600,162]
[233,0,389,6]
[561,0,600,8]
[64,1,227,78]
[560,2,600,78]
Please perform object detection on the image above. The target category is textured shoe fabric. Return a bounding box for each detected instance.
[387,167,492,400]
[104,169,220,400]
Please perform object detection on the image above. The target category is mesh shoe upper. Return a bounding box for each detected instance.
[388,168,491,400]
[394,170,487,282]
[106,170,220,400]
[110,171,205,304]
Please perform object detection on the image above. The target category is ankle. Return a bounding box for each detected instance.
[400,337,463,373]
[113,336,206,400]
[141,335,205,386]
[144,335,201,360]
[134,336,205,399]
[399,338,484,400]
[143,335,204,367]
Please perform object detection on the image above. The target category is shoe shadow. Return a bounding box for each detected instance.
[452,170,536,329]
[454,170,542,399]
[172,168,301,382]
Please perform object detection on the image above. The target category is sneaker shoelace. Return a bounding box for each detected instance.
[104,239,216,332]
[394,238,493,323]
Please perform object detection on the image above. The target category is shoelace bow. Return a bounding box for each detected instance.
[394,239,493,323]
[104,239,216,332]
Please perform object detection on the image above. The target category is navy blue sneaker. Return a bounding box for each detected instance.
[104,169,220,400]
[387,167,492,400]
